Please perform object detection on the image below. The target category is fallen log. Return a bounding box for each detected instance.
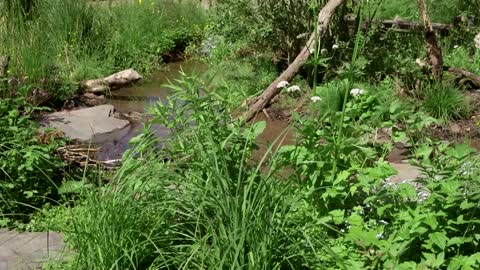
[345,16,452,33]
[241,0,346,122]
[447,67,480,88]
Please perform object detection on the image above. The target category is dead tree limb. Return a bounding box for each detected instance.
[344,16,452,33]
[417,0,443,81]
[447,67,480,88]
[241,0,346,122]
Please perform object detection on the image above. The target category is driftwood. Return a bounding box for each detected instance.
[417,0,443,81]
[0,55,9,77]
[345,16,452,33]
[57,144,121,168]
[447,67,480,88]
[242,0,345,122]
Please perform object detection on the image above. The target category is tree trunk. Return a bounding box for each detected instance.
[241,0,346,122]
[417,0,443,81]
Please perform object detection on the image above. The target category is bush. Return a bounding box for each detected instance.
[0,98,65,227]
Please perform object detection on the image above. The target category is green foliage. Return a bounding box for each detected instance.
[44,74,332,269]
[0,98,65,227]
[212,0,335,59]
[0,0,206,99]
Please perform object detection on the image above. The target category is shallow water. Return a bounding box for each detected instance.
[95,60,206,160]
[95,60,295,161]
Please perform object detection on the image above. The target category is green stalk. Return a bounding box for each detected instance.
[331,0,364,179]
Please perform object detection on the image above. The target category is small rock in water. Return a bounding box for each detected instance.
[83,69,142,94]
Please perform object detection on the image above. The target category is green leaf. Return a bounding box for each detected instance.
[329,209,345,225]
[445,144,476,160]
[247,120,266,140]
[428,232,448,251]
[58,180,86,194]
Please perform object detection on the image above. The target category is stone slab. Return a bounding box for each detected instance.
[0,231,66,270]
[41,105,129,142]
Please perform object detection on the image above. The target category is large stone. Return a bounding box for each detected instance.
[42,105,129,142]
[0,230,67,270]
[104,68,142,89]
[83,69,142,94]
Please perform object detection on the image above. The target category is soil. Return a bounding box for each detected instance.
[429,91,480,150]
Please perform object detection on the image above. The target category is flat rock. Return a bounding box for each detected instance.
[0,230,67,270]
[388,163,424,183]
[42,105,129,142]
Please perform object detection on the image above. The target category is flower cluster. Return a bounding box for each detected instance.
[276,80,289,89]
[475,33,480,49]
[286,85,301,93]
[310,96,322,103]
[350,88,365,97]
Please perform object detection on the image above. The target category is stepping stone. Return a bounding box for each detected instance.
[0,230,67,270]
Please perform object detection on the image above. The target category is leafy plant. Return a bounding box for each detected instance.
[0,98,65,227]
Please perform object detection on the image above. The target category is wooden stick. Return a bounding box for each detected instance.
[241,0,346,122]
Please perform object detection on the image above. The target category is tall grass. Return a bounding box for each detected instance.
[49,73,334,269]
[0,0,205,99]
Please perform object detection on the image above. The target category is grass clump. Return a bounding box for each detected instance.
[421,82,471,121]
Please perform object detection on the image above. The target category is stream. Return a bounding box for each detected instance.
[93,60,295,161]
[93,60,206,160]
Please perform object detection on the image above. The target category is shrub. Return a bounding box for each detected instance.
[0,98,65,227]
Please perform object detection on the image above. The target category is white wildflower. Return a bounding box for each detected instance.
[310,96,322,103]
[320,48,328,55]
[350,88,365,97]
[276,80,289,89]
[415,58,426,68]
[286,85,301,92]
[475,33,480,49]
[454,45,459,49]
[332,44,339,50]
